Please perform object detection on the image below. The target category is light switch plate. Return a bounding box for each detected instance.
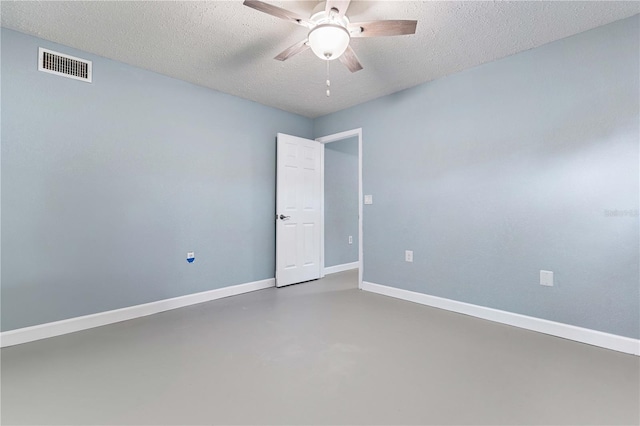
[364,195,373,205]
[348,236,353,244]
[540,270,553,287]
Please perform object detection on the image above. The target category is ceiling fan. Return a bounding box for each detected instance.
[243,0,418,73]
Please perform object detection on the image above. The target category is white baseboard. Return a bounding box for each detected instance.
[324,261,359,275]
[362,281,640,356]
[0,278,275,348]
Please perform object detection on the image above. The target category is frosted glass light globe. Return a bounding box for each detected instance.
[308,24,350,61]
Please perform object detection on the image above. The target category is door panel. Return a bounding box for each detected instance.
[283,223,297,269]
[276,133,322,287]
[303,223,315,265]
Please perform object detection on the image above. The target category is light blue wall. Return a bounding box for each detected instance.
[1,28,313,331]
[324,137,358,267]
[315,16,640,338]
[3,16,639,339]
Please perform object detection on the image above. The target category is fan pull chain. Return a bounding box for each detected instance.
[326,60,331,97]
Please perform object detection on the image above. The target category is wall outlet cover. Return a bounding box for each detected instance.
[405,250,413,262]
[364,195,373,205]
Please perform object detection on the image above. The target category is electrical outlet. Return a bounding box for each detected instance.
[348,235,353,244]
[540,270,553,287]
[364,195,373,205]
[405,250,413,262]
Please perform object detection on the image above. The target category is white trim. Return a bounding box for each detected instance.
[0,278,275,348]
[324,261,360,275]
[357,131,363,290]
[320,144,326,278]
[316,128,364,289]
[362,281,640,356]
[316,128,362,143]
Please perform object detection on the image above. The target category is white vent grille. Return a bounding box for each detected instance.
[38,48,92,83]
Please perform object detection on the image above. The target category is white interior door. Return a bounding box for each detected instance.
[276,133,322,287]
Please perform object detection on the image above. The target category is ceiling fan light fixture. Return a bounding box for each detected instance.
[308,24,350,60]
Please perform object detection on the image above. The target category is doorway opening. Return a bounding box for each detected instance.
[317,128,363,289]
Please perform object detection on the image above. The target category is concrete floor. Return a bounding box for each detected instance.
[1,269,639,425]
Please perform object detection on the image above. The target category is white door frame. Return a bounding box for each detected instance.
[316,128,363,289]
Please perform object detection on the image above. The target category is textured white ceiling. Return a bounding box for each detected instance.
[2,1,639,118]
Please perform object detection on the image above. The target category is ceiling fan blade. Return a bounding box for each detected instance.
[274,39,310,61]
[339,45,363,73]
[243,1,311,28]
[325,0,351,19]
[349,20,418,38]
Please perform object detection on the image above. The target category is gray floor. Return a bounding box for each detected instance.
[1,270,639,425]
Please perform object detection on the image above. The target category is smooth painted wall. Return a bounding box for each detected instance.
[1,28,313,331]
[315,16,640,338]
[324,137,358,267]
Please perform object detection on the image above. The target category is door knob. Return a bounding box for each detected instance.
[279,214,291,220]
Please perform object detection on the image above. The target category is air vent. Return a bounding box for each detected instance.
[38,48,92,83]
